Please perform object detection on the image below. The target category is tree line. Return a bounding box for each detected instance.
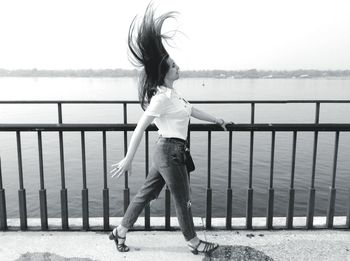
[0,68,350,78]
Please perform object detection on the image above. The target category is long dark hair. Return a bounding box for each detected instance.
[128,3,178,110]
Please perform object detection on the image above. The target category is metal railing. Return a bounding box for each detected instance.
[0,100,350,231]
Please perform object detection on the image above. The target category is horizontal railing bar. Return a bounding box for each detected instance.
[1,123,350,132]
[1,100,350,104]
[0,101,137,104]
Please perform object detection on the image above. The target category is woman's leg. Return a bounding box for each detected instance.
[115,165,165,238]
[155,142,218,254]
[160,165,218,253]
[159,163,197,241]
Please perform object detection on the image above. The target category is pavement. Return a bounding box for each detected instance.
[0,217,349,261]
[0,217,350,261]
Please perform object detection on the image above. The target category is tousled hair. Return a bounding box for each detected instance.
[128,3,178,110]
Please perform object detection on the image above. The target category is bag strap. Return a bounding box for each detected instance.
[186,120,191,149]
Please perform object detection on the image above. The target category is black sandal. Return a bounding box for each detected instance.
[109,228,130,252]
[188,239,219,255]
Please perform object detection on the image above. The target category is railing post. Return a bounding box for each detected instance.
[0,156,8,231]
[286,189,295,229]
[165,186,171,230]
[286,131,297,229]
[144,131,151,230]
[102,131,109,231]
[57,102,63,124]
[226,130,233,229]
[326,131,339,228]
[266,130,275,229]
[58,103,68,230]
[206,131,212,229]
[306,102,320,229]
[37,131,48,230]
[123,103,130,213]
[81,131,90,231]
[246,102,255,229]
[17,131,27,230]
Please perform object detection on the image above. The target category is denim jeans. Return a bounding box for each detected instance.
[121,137,197,241]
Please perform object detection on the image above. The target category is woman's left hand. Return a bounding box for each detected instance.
[110,157,132,179]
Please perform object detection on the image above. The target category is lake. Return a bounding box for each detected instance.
[0,77,349,219]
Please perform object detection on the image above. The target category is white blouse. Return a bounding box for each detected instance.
[144,86,192,140]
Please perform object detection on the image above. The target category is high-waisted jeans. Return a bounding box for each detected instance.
[121,137,197,241]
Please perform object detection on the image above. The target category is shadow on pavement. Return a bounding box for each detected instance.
[203,245,274,261]
[15,252,98,261]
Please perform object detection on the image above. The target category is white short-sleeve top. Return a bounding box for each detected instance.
[144,86,192,140]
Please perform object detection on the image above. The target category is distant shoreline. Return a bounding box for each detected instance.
[1,68,350,79]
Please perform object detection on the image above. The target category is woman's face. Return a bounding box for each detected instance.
[164,57,180,82]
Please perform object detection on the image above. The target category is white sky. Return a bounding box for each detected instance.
[0,0,349,70]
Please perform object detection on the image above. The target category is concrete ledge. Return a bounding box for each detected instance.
[2,216,348,231]
[210,216,348,229]
[0,229,349,260]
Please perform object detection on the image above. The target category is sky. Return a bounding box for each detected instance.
[0,0,350,71]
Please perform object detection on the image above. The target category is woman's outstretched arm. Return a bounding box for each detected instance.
[110,113,155,178]
[191,106,232,130]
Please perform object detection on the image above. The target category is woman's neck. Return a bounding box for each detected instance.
[163,79,174,88]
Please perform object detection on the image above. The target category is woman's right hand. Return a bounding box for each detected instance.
[110,157,132,179]
[215,118,234,131]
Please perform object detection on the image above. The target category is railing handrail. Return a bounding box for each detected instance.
[0,99,350,104]
[0,123,350,132]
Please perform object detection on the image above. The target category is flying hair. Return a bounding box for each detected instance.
[127,2,179,110]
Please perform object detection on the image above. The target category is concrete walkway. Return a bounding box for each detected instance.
[0,229,349,261]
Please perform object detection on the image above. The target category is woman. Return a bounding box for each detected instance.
[109,3,230,255]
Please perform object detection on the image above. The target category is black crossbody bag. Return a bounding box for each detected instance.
[185,147,195,173]
[185,122,195,173]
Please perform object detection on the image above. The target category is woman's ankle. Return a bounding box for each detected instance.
[187,236,200,247]
[116,225,128,237]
